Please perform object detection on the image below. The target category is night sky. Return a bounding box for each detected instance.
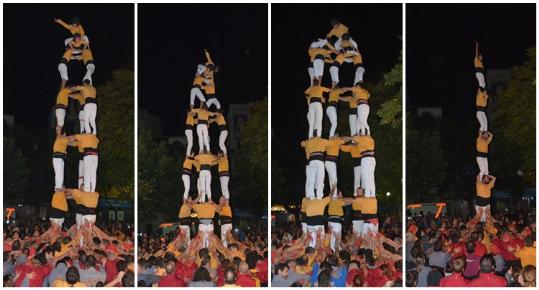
[271,4,402,146]
[4,4,134,131]
[138,4,268,136]
[407,4,536,117]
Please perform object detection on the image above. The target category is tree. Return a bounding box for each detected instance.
[230,98,268,213]
[137,129,180,224]
[493,46,536,187]
[3,136,30,202]
[96,69,134,200]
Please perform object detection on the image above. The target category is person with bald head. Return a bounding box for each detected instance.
[223,267,238,287]
[158,261,185,287]
[236,261,256,287]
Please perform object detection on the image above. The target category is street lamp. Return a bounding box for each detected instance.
[386,192,391,197]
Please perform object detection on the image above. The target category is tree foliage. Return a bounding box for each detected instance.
[96,69,134,200]
[3,136,30,202]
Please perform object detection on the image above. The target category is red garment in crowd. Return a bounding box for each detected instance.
[448,242,466,258]
[346,268,363,286]
[364,268,389,287]
[439,273,468,287]
[467,272,507,287]
[236,273,257,287]
[493,239,517,261]
[158,273,186,287]
[256,260,268,284]
[14,263,51,287]
[105,258,119,284]
[474,241,487,257]
[175,260,197,284]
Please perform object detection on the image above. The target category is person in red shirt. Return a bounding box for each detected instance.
[345,260,364,286]
[439,256,468,287]
[236,261,257,287]
[448,234,466,258]
[470,232,487,257]
[159,261,186,287]
[364,256,389,287]
[14,254,52,287]
[104,253,119,283]
[467,254,507,287]
[175,258,197,284]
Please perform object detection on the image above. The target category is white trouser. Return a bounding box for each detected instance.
[325,161,338,192]
[58,63,68,81]
[199,223,214,248]
[301,222,307,235]
[83,103,97,135]
[364,222,378,235]
[353,165,362,195]
[64,36,90,47]
[308,102,323,138]
[307,225,325,248]
[329,66,339,85]
[309,160,325,199]
[475,72,486,88]
[78,159,84,188]
[190,87,206,106]
[179,225,191,243]
[56,108,66,127]
[219,131,228,154]
[361,157,376,197]
[221,223,233,246]
[196,124,210,153]
[197,176,203,202]
[476,111,488,132]
[83,63,95,85]
[206,98,221,110]
[475,205,490,222]
[82,214,96,225]
[185,129,193,156]
[83,155,98,192]
[220,176,230,199]
[305,163,315,199]
[356,104,370,135]
[50,218,65,228]
[312,59,324,79]
[326,106,338,137]
[199,170,212,202]
[354,66,365,84]
[76,213,83,229]
[476,157,489,180]
[182,174,191,200]
[328,221,342,252]
[308,67,314,86]
[79,110,85,133]
[349,114,357,136]
[352,220,364,237]
[52,157,65,189]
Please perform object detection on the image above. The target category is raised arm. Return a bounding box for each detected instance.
[54,18,71,30]
[475,41,479,58]
[204,49,213,64]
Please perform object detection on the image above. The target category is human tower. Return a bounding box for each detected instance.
[299,20,379,252]
[472,42,496,229]
[44,17,109,246]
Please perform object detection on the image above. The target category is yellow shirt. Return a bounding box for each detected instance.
[305,197,330,217]
[301,137,330,156]
[192,109,213,122]
[474,56,483,69]
[516,247,536,267]
[352,135,375,154]
[476,89,488,107]
[215,113,226,126]
[351,86,370,101]
[300,198,307,213]
[340,144,362,158]
[342,96,357,109]
[195,154,218,166]
[178,204,191,218]
[308,48,333,61]
[51,191,68,212]
[193,75,204,86]
[476,180,494,198]
[328,88,344,103]
[56,19,85,36]
[476,134,493,153]
[352,197,377,214]
[325,138,345,157]
[218,205,232,217]
[52,280,87,287]
[304,86,330,104]
[192,203,217,219]
[328,199,345,216]
[53,136,69,154]
[186,113,195,126]
[218,156,229,172]
[72,190,99,208]
[74,134,99,149]
[56,88,71,106]
[327,23,349,38]
[72,85,96,99]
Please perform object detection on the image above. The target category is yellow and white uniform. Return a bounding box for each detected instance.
[301,137,330,199]
[304,85,329,138]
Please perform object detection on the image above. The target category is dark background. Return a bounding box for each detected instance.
[271,4,402,144]
[138,4,268,136]
[4,3,134,131]
[407,3,535,115]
